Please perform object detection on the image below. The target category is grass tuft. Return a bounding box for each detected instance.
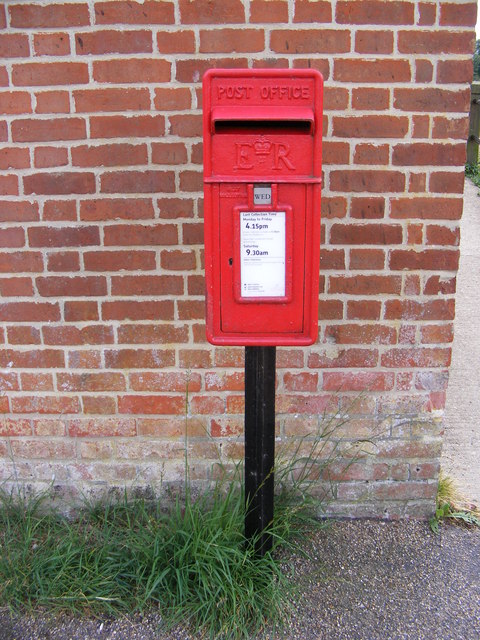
[429,471,480,534]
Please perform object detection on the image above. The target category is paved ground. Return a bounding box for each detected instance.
[442,177,480,505]
[0,520,478,640]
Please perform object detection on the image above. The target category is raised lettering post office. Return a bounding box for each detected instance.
[203,69,323,346]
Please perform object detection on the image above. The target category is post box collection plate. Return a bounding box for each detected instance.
[203,69,323,346]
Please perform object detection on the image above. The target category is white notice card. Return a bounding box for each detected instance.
[240,211,286,298]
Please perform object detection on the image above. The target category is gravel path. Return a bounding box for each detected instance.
[1,520,479,640]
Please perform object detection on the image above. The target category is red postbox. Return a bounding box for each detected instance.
[203,68,323,346]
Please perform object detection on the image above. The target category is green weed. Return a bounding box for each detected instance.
[429,471,480,534]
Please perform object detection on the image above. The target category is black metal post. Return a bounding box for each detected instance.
[244,346,276,556]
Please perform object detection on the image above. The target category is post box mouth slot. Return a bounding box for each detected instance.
[211,106,315,134]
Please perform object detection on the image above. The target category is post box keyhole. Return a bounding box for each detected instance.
[229,258,233,266]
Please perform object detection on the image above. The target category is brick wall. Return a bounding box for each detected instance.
[0,0,476,518]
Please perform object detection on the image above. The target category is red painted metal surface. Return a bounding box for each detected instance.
[203,68,323,346]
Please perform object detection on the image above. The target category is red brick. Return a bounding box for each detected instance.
[330,170,405,193]
[90,115,165,139]
[73,143,147,167]
[80,198,154,221]
[325,323,396,345]
[179,0,244,23]
[104,223,177,246]
[251,0,288,22]
[389,249,458,271]
[350,248,385,270]
[323,142,349,165]
[74,88,150,113]
[179,349,212,369]
[130,371,199,391]
[393,143,465,166]
[390,197,463,220]
[0,175,19,195]
[321,196,347,219]
[324,87,349,110]
[334,115,408,138]
[12,396,79,414]
[425,225,460,246]
[418,2,436,25]
[415,59,434,83]
[190,395,224,415]
[169,114,203,137]
[0,201,38,222]
[355,29,393,54]
[101,170,175,194]
[33,32,70,56]
[102,300,174,321]
[152,142,188,165]
[0,417,31,436]
[0,227,24,248]
[176,57,249,83]
[12,62,89,87]
[75,30,151,55]
[94,1,175,24]
[64,301,99,322]
[118,324,189,344]
[112,275,183,296]
[319,249,344,270]
[69,418,135,438]
[440,3,478,26]
[43,325,113,346]
[11,439,75,459]
[350,197,384,219]
[432,116,470,140]
[421,324,454,345]
[154,88,192,111]
[437,60,473,85]
[12,118,86,142]
[82,397,116,415]
[394,88,470,112]
[0,33,30,58]
[93,59,171,83]
[58,372,125,392]
[0,348,64,368]
[118,395,184,415]
[200,29,264,53]
[0,251,43,273]
[156,30,195,54]
[409,173,427,192]
[34,147,68,169]
[68,350,102,369]
[0,92,32,114]
[329,275,401,295]
[347,300,381,320]
[334,58,411,82]
[384,299,455,321]
[47,251,80,272]
[35,91,70,114]
[276,394,333,414]
[271,29,350,53]
[10,3,88,26]
[42,200,77,221]
[429,171,465,193]
[37,275,107,297]
[354,144,389,165]
[0,372,19,391]
[336,1,415,24]
[84,250,156,271]
[29,226,99,248]
[323,371,394,391]
[0,276,33,296]
[352,88,390,110]
[284,372,318,392]
[160,249,196,270]
[381,347,451,368]
[294,1,332,22]
[157,198,193,220]
[7,326,41,345]
[330,223,402,244]
[180,171,203,192]
[308,348,378,369]
[105,348,175,369]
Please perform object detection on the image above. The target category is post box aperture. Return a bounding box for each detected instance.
[203,69,323,346]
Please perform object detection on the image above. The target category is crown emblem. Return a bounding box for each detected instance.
[254,136,272,159]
